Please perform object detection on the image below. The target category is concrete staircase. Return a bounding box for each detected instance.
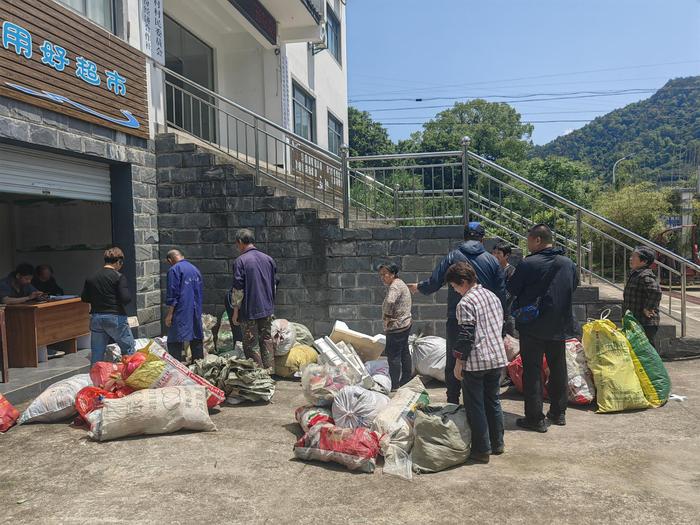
[156,132,696,358]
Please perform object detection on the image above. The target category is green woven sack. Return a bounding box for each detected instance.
[412,404,471,473]
[622,312,671,407]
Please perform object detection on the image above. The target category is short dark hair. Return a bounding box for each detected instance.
[35,264,53,276]
[166,249,183,261]
[378,263,400,276]
[14,263,34,278]
[494,242,512,257]
[634,246,655,266]
[235,229,255,245]
[528,224,553,245]
[104,247,125,264]
[445,262,477,286]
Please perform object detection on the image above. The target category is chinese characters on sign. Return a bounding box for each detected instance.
[1,21,128,96]
[141,0,165,65]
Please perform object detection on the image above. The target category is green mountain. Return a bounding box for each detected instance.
[534,76,700,185]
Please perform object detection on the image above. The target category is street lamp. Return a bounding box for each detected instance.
[612,154,634,187]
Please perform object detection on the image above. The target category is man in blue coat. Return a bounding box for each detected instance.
[165,249,204,362]
[409,222,506,404]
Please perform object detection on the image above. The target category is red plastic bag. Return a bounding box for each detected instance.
[293,424,383,473]
[0,393,20,432]
[122,353,147,379]
[90,362,126,391]
[507,355,549,398]
[75,386,119,422]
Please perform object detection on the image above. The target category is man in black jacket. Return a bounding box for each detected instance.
[507,224,578,432]
[409,222,506,404]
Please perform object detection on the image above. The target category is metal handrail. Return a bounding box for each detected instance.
[159,65,341,166]
[467,151,700,273]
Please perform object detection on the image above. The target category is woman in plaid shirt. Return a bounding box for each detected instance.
[446,262,508,464]
[623,246,662,348]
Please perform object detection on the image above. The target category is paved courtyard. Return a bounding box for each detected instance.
[1,359,699,525]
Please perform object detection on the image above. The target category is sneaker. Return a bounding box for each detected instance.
[516,417,548,433]
[546,411,566,426]
[469,452,490,463]
[491,445,505,455]
[48,350,66,359]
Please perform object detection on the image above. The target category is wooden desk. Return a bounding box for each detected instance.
[5,298,90,368]
[0,307,8,382]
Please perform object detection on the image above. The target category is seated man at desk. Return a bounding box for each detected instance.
[0,264,45,305]
[32,265,64,296]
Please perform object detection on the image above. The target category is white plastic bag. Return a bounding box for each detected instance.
[332,386,389,429]
[504,335,520,362]
[411,336,446,383]
[301,363,360,407]
[19,374,92,424]
[365,358,390,379]
[372,376,429,452]
[272,319,297,356]
[383,444,413,481]
[88,386,216,442]
[371,374,392,395]
[565,338,596,405]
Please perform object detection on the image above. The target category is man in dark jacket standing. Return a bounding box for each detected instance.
[508,224,578,432]
[409,222,506,404]
[230,229,277,372]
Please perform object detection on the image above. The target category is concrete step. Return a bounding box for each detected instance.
[659,337,700,359]
[0,349,91,405]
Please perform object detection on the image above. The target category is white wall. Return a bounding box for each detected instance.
[284,0,349,151]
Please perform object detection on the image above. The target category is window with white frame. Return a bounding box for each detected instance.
[58,0,115,33]
[293,82,316,142]
[326,3,341,64]
[327,113,343,155]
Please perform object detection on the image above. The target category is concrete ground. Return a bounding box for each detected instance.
[1,360,699,525]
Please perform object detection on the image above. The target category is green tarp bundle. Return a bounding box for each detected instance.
[191,355,275,403]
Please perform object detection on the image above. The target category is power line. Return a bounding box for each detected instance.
[354,85,698,112]
[378,119,593,126]
[351,86,694,104]
[349,59,700,98]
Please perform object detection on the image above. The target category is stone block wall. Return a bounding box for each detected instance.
[0,96,160,337]
[156,134,465,338]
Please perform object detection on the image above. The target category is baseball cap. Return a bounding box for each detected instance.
[464,221,485,238]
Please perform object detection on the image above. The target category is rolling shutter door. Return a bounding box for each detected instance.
[0,143,111,202]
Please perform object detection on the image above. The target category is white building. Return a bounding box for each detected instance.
[143,0,349,156]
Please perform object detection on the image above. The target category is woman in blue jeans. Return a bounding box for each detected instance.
[81,247,135,364]
[445,262,508,463]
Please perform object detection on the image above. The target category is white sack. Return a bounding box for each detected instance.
[19,374,92,424]
[411,336,447,383]
[332,386,389,429]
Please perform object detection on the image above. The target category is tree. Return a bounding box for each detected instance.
[508,156,600,208]
[348,106,395,158]
[592,182,672,238]
[404,99,534,160]
[534,76,700,186]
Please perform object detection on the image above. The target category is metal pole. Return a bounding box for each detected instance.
[576,210,583,282]
[612,153,633,188]
[394,184,400,222]
[588,241,593,284]
[461,136,471,224]
[254,118,260,185]
[341,145,350,228]
[681,263,687,337]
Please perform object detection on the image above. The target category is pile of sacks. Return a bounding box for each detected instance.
[11,339,222,441]
[505,311,671,413]
[582,312,671,412]
[292,326,474,478]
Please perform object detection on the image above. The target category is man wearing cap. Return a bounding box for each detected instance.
[408,222,506,404]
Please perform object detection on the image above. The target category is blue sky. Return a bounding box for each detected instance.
[346,0,700,145]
